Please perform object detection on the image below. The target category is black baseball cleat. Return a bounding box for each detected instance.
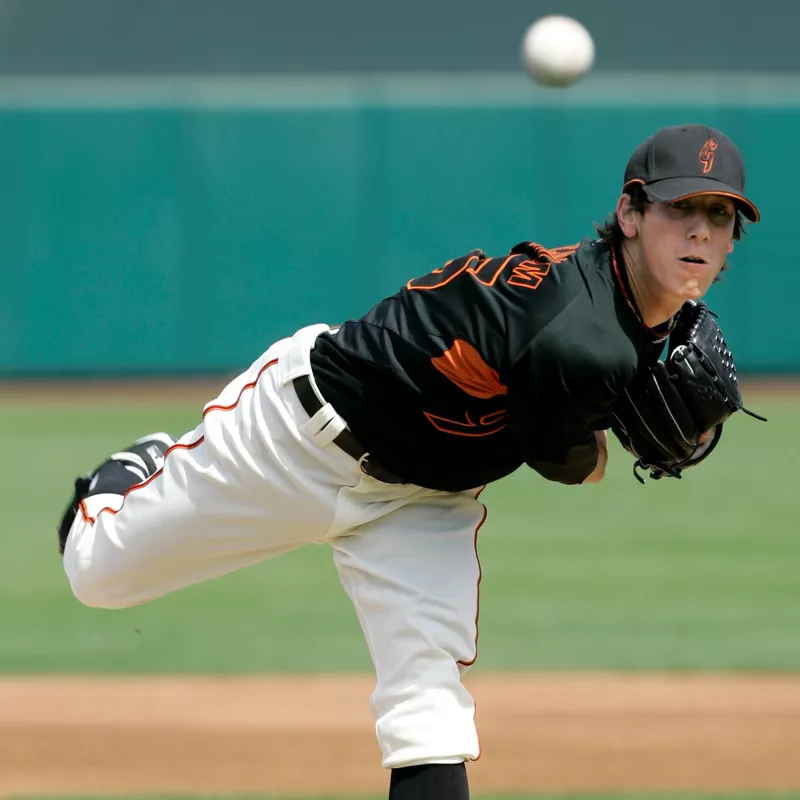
[86,432,177,495]
[58,432,176,554]
[103,432,175,483]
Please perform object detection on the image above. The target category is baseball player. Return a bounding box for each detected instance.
[58,124,759,800]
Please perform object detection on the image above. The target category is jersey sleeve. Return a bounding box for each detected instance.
[506,298,632,485]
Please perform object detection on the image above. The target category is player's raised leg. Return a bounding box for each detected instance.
[62,325,363,608]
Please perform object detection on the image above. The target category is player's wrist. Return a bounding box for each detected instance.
[582,431,608,484]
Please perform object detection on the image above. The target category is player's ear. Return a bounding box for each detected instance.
[616,193,639,238]
[727,240,734,254]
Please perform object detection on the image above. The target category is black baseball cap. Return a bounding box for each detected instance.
[623,124,760,222]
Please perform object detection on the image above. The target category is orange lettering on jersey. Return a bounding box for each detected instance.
[507,243,578,290]
[423,409,508,437]
[431,339,507,399]
[479,409,507,426]
[407,242,578,293]
[508,259,551,290]
[406,252,483,291]
[470,255,517,287]
[548,244,580,261]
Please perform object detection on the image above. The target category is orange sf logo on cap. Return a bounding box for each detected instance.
[699,138,718,174]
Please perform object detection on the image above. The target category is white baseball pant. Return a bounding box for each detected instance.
[62,323,487,769]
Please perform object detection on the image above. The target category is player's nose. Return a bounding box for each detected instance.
[687,212,711,241]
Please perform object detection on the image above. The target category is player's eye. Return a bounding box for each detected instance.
[670,200,692,211]
[709,205,734,224]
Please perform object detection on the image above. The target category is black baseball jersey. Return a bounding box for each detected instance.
[310,237,666,491]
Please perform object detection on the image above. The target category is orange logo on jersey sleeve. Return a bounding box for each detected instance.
[430,339,507,399]
[423,408,508,437]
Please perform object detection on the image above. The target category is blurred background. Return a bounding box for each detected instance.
[1,0,799,375]
[1,2,799,799]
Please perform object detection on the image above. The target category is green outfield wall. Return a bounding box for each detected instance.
[1,73,797,376]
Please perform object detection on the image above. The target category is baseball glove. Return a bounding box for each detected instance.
[611,300,766,483]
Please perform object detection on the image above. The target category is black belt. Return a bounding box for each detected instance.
[292,374,405,484]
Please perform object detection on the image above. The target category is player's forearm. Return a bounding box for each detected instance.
[525,434,602,485]
[581,430,608,484]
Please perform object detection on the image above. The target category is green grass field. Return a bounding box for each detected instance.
[1,391,798,674]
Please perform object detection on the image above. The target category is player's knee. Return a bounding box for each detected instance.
[67,572,131,609]
[64,557,136,609]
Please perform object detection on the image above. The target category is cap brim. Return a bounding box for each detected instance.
[641,177,760,222]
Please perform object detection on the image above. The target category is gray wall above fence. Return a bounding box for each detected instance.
[0,0,797,74]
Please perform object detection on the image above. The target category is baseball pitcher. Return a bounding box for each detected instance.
[57,124,762,800]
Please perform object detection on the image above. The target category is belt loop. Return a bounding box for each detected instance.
[303,404,348,446]
[278,323,331,387]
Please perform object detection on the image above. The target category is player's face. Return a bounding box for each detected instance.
[638,194,736,301]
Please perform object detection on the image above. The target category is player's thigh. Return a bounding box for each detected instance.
[66,335,357,607]
[330,486,486,767]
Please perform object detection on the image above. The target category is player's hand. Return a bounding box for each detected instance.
[582,430,608,484]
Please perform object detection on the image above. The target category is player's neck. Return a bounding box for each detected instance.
[621,241,683,328]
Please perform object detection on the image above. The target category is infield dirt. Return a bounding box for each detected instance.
[2,674,800,797]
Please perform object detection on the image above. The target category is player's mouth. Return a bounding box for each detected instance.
[679,256,707,265]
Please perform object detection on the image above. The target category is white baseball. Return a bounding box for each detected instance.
[521,15,595,88]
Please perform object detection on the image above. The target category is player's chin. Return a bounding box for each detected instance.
[671,270,717,300]
[677,280,707,300]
